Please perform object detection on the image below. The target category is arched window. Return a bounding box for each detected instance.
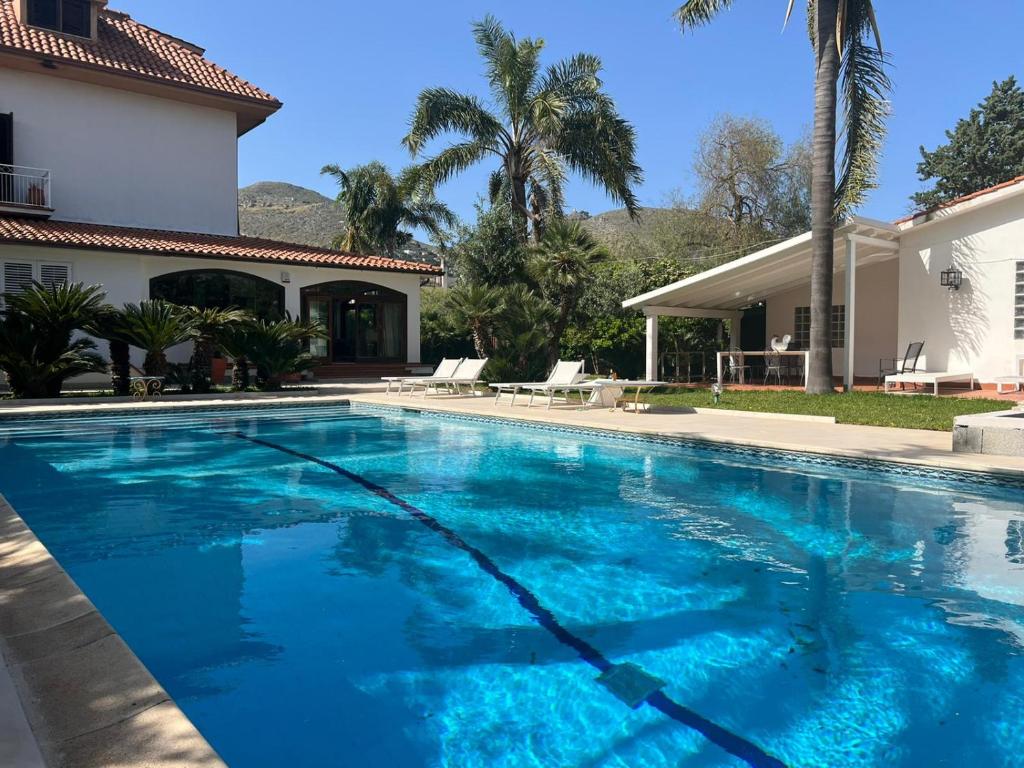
[150,270,284,319]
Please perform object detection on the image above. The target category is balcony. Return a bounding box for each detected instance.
[0,165,53,218]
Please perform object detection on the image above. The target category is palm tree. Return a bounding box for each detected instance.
[183,306,248,393]
[217,317,325,391]
[676,1,890,393]
[0,282,108,398]
[320,162,456,256]
[446,284,505,359]
[114,300,195,376]
[403,15,642,243]
[528,220,609,366]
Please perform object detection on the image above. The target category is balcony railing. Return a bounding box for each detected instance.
[0,165,53,212]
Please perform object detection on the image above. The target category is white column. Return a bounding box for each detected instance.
[844,237,857,392]
[645,313,659,381]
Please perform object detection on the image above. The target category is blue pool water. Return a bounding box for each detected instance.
[2,404,1023,767]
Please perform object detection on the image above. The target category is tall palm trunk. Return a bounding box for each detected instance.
[807,0,841,394]
[510,174,530,243]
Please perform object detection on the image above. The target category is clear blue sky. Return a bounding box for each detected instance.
[121,0,1023,224]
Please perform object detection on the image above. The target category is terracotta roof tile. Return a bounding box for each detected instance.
[0,0,280,106]
[896,174,1024,224]
[0,217,442,275]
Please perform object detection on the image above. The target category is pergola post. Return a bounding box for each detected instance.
[645,312,659,381]
[843,237,857,392]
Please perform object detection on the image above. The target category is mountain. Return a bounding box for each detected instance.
[573,207,710,261]
[238,182,346,249]
[238,181,440,266]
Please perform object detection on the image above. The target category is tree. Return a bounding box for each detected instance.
[447,200,529,287]
[0,282,108,399]
[912,76,1024,210]
[528,220,609,365]
[218,317,325,390]
[694,114,812,237]
[445,284,505,359]
[320,161,456,256]
[676,0,890,393]
[183,306,248,393]
[114,300,195,376]
[403,15,642,243]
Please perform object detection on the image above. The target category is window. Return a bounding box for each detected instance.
[150,269,285,320]
[1,261,71,306]
[0,113,12,166]
[793,305,846,349]
[26,0,91,37]
[1016,262,1024,341]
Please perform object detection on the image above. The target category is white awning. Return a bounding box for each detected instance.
[622,217,900,313]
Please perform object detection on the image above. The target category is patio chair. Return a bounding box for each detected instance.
[490,360,585,408]
[724,349,751,384]
[764,350,784,385]
[878,342,925,390]
[406,358,490,397]
[383,357,463,395]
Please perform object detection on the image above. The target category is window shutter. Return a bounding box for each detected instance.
[2,262,34,295]
[39,263,71,289]
[0,113,12,166]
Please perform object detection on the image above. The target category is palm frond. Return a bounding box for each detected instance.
[835,0,891,214]
[402,88,503,156]
[675,0,736,28]
[418,141,495,188]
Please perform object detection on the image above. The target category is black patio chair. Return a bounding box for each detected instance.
[878,341,925,390]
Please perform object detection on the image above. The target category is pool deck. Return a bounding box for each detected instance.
[2,384,1023,765]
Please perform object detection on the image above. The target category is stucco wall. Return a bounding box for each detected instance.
[897,193,1024,383]
[0,68,239,235]
[765,259,900,379]
[0,245,424,380]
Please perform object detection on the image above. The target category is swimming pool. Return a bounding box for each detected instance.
[1,403,1022,767]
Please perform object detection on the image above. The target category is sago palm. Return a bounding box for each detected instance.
[115,300,196,376]
[183,306,249,393]
[404,15,642,242]
[676,0,890,393]
[528,220,609,365]
[0,282,108,398]
[218,317,325,391]
[320,161,456,256]
[446,284,505,359]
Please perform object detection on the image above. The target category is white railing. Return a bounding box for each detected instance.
[0,165,52,210]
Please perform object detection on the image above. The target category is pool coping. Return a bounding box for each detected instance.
[0,495,226,768]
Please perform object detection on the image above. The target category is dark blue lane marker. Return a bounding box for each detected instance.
[232,431,786,768]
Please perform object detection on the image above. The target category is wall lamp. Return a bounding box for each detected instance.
[940,268,962,291]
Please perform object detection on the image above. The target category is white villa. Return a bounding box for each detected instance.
[0,0,437,380]
[626,174,1024,391]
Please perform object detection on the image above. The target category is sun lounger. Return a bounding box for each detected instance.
[382,357,463,395]
[992,355,1024,394]
[884,371,975,396]
[406,358,490,397]
[490,360,585,409]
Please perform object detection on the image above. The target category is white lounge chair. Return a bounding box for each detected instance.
[884,370,975,396]
[490,360,586,409]
[382,357,463,395]
[406,358,490,397]
[992,354,1024,395]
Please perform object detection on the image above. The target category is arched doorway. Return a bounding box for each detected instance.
[150,269,284,319]
[301,281,407,363]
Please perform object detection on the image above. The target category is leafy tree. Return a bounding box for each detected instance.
[183,306,248,393]
[113,300,195,376]
[912,76,1024,210]
[528,220,609,365]
[0,282,108,399]
[677,0,890,393]
[404,15,642,242]
[447,200,529,286]
[694,114,812,236]
[321,161,456,256]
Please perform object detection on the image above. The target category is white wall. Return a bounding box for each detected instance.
[0,68,239,235]
[764,258,900,379]
[0,246,424,380]
[898,193,1024,383]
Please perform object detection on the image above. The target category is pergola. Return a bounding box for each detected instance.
[622,217,901,390]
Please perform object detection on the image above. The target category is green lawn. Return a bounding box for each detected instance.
[641,388,1013,431]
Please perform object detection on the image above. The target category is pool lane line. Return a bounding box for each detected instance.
[231,431,786,768]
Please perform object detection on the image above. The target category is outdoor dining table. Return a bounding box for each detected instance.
[716,350,810,387]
